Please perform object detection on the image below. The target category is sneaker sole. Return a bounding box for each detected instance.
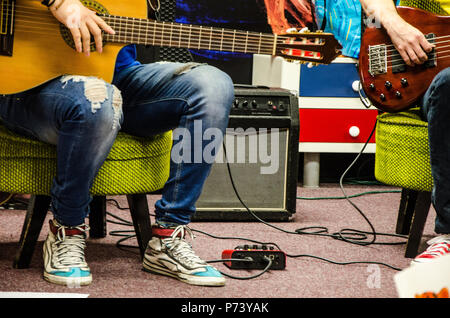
[142,258,225,287]
[43,271,92,287]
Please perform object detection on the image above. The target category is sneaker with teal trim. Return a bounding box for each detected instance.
[143,224,225,286]
[42,219,92,286]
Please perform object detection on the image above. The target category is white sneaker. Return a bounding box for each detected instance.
[143,225,225,286]
[42,219,92,286]
[412,234,450,265]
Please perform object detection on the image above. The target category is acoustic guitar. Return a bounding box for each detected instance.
[0,0,342,95]
[359,6,450,113]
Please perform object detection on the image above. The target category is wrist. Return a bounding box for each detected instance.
[42,0,63,10]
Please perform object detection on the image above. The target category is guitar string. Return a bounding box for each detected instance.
[370,34,450,52]
[11,23,450,66]
[367,41,450,67]
[11,16,290,52]
[11,26,275,55]
[8,6,293,45]
[368,43,450,66]
[368,36,450,56]
[7,4,450,48]
[368,44,450,68]
[7,6,333,59]
[9,6,323,51]
[11,24,282,56]
[12,17,323,56]
[386,50,450,69]
[12,20,281,54]
[367,39,450,62]
[385,45,450,66]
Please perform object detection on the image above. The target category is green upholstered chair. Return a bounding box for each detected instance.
[0,124,172,268]
[375,108,433,258]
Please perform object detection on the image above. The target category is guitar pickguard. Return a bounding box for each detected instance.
[59,0,109,52]
[0,0,15,56]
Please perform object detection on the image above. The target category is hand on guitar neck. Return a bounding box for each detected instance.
[43,0,115,56]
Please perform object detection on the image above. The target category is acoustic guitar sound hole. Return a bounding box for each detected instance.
[59,0,109,52]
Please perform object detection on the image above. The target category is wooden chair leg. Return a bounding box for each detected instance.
[89,196,107,238]
[405,191,432,258]
[13,195,51,269]
[127,193,152,259]
[396,188,418,235]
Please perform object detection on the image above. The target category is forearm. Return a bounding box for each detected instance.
[38,0,63,9]
[359,0,433,65]
[360,0,403,35]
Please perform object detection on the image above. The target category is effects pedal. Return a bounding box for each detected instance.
[222,245,286,270]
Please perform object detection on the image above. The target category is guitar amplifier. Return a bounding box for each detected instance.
[193,85,299,221]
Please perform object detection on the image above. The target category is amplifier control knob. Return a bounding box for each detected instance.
[349,126,360,138]
[251,100,258,109]
[242,100,248,108]
[233,99,239,108]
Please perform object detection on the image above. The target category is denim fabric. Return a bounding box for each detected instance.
[421,67,450,234]
[0,62,234,226]
[0,76,123,226]
[112,62,234,225]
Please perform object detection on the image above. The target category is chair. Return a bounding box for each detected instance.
[0,123,172,268]
[374,108,433,258]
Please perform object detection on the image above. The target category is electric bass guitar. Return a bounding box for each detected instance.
[359,6,450,113]
[0,0,342,95]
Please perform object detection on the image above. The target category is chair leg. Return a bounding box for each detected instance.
[396,188,418,235]
[13,195,51,269]
[127,194,152,260]
[405,191,432,258]
[89,196,107,238]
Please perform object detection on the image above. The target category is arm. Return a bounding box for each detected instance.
[359,0,434,66]
[40,0,115,56]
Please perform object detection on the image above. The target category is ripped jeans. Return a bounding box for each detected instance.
[0,62,234,226]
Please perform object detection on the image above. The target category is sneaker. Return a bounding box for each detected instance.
[42,219,92,286]
[412,234,450,264]
[142,225,225,286]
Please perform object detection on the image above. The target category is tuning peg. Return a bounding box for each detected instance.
[285,28,298,34]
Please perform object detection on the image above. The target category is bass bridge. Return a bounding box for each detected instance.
[0,0,15,56]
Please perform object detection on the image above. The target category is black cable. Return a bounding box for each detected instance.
[220,119,407,270]
[105,120,406,272]
[217,256,274,280]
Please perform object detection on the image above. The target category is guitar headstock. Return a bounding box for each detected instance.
[275,29,343,65]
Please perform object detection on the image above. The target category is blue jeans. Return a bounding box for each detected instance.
[0,62,234,226]
[421,67,450,234]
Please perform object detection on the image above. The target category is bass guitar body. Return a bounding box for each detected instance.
[0,0,146,95]
[359,7,450,113]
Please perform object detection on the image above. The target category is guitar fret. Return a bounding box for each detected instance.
[152,20,156,46]
[258,33,262,54]
[169,22,173,47]
[102,15,310,58]
[209,26,213,50]
[198,25,202,50]
[178,23,182,47]
[161,21,165,47]
[188,24,192,48]
[244,31,248,53]
[231,30,236,52]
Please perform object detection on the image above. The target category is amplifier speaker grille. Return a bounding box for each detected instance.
[193,86,299,221]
